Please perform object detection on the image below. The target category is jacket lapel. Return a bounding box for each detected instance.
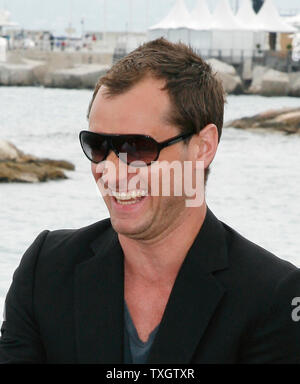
[147,208,228,363]
[74,227,124,363]
[146,270,225,364]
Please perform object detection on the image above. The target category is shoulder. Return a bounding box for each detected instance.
[40,217,112,252]
[38,217,114,266]
[221,220,298,281]
[219,219,300,329]
[218,219,300,361]
[16,218,114,278]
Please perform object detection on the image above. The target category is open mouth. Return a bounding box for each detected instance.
[111,190,148,205]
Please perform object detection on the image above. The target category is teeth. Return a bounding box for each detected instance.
[115,199,139,205]
[111,190,147,201]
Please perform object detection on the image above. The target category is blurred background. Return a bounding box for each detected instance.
[0,0,300,314]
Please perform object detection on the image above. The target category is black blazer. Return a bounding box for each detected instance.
[1,207,300,364]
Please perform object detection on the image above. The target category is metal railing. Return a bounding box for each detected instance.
[194,49,300,73]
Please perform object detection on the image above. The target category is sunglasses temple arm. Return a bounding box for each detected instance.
[159,133,193,149]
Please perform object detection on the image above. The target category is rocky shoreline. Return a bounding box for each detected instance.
[225,107,300,134]
[207,59,300,96]
[0,106,298,183]
[0,60,109,89]
[0,57,300,96]
[0,140,75,182]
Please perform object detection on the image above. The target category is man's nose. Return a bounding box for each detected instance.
[101,150,129,191]
[106,148,119,165]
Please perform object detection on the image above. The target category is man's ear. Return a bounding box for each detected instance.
[192,124,219,169]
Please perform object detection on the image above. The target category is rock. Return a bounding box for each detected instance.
[249,66,290,96]
[0,61,109,88]
[44,64,109,89]
[0,139,23,160]
[271,110,300,133]
[207,58,243,94]
[247,65,268,94]
[253,108,295,121]
[207,58,237,76]
[225,107,300,134]
[0,64,33,86]
[37,159,75,171]
[288,72,300,97]
[0,59,49,86]
[31,63,49,85]
[261,69,290,96]
[0,162,67,183]
[0,140,75,183]
[217,72,243,94]
[0,62,40,86]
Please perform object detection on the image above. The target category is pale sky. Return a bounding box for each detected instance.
[2,0,300,35]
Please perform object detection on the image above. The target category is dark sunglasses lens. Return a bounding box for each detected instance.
[112,136,158,165]
[80,132,108,163]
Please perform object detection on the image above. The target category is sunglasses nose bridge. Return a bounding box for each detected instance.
[103,137,123,165]
[103,137,114,159]
[108,137,128,166]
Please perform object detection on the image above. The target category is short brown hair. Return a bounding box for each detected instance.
[87,38,226,181]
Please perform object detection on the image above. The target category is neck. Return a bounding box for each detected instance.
[118,203,207,285]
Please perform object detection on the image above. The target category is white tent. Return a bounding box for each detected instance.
[236,0,263,31]
[147,0,295,59]
[211,0,249,59]
[0,37,7,62]
[255,0,296,51]
[235,0,266,53]
[0,10,18,28]
[148,0,192,45]
[189,0,213,53]
[212,0,243,31]
[256,0,297,33]
[190,0,213,30]
[283,13,300,30]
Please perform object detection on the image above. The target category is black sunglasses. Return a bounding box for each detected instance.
[79,130,194,166]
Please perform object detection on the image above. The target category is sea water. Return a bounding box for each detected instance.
[0,87,299,313]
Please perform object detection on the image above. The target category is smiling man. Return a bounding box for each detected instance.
[1,38,300,364]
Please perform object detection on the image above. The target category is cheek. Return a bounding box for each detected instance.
[91,163,104,183]
[91,163,97,180]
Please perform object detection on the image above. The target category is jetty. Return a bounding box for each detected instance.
[0,140,75,183]
[225,107,300,134]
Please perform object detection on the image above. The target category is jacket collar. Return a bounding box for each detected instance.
[74,206,228,363]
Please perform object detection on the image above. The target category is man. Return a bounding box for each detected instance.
[0,38,300,364]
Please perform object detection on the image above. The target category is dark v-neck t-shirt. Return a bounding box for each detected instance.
[124,300,160,364]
